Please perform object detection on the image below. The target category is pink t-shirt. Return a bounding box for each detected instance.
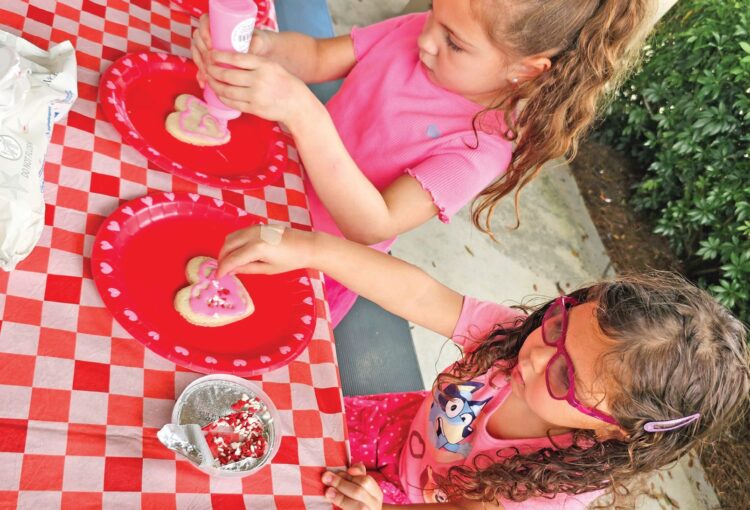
[399,297,604,508]
[307,12,513,255]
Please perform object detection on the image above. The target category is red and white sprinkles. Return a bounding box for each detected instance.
[202,394,268,466]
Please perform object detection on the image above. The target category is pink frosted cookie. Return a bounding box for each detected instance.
[166,94,231,147]
[174,256,254,327]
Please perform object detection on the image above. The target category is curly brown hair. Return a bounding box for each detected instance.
[468,0,654,234]
[434,272,750,507]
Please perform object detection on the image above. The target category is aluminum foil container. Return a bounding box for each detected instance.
[158,374,281,478]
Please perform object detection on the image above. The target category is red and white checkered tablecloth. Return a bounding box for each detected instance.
[0,1,349,508]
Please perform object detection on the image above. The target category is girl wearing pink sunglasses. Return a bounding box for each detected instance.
[218,226,750,510]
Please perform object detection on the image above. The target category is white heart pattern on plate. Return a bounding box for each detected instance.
[164,193,175,201]
[140,196,153,206]
[260,355,272,364]
[233,359,247,367]
[301,315,312,325]
[188,193,200,202]
[298,277,310,286]
[205,356,218,365]
[303,297,313,305]
[107,288,120,298]
[122,207,134,216]
[293,333,304,341]
[107,221,120,232]
[122,58,133,67]
[147,331,160,341]
[100,241,113,251]
[123,309,138,321]
[175,346,189,356]
[213,198,224,207]
[100,262,113,275]
[279,346,291,355]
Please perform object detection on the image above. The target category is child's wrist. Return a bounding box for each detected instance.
[307,231,327,271]
[286,90,325,135]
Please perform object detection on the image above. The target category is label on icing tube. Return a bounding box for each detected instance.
[231,18,256,53]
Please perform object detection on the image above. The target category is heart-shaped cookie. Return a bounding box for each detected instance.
[166,94,231,147]
[174,256,254,327]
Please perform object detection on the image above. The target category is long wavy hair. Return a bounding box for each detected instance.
[469,0,654,233]
[434,272,750,507]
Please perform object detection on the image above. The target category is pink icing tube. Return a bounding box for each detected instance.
[203,0,258,123]
[188,259,248,317]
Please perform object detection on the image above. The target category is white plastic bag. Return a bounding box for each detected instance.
[0,30,77,270]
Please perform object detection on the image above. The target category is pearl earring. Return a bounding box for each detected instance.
[512,77,519,84]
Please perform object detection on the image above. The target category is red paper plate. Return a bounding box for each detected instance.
[91,192,317,376]
[170,0,272,24]
[99,52,288,190]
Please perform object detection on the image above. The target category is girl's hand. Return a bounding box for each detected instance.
[205,50,317,126]
[216,225,316,278]
[322,463,383,510]
[191,14,274,88]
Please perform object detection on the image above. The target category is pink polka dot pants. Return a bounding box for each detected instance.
[345,391,428,505]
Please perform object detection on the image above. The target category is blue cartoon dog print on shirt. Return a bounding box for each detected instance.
[429,381,491,456]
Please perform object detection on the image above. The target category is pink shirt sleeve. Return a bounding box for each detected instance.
[351,14,416,61]
[406,134,512,223]
[451,296,524,353]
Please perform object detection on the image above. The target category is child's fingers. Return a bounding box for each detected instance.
[207,65,255,88]
[217,242,265,278]
[248,30,268,56]
[211,50,265,70]
[190,49,206,88]
[205,76,246,102]
[347,462,366,476]
[321,471,378,509]
[225,261,273,276]
[344,469,382,501]
[209,93,251,116]
[198,14,212,48]
[219,227,260,259]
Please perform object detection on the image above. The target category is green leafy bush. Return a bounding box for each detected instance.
[597,0,750,323]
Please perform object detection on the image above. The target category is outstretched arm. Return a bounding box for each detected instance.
[320,464,504,509]
[217,227,462,337]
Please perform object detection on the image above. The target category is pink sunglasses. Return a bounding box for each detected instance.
[541,296,619,426]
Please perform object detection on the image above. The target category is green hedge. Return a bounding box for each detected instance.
[597,0,750,323]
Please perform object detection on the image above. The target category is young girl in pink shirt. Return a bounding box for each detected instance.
[193,0,655,326]
[216,225,750,509]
